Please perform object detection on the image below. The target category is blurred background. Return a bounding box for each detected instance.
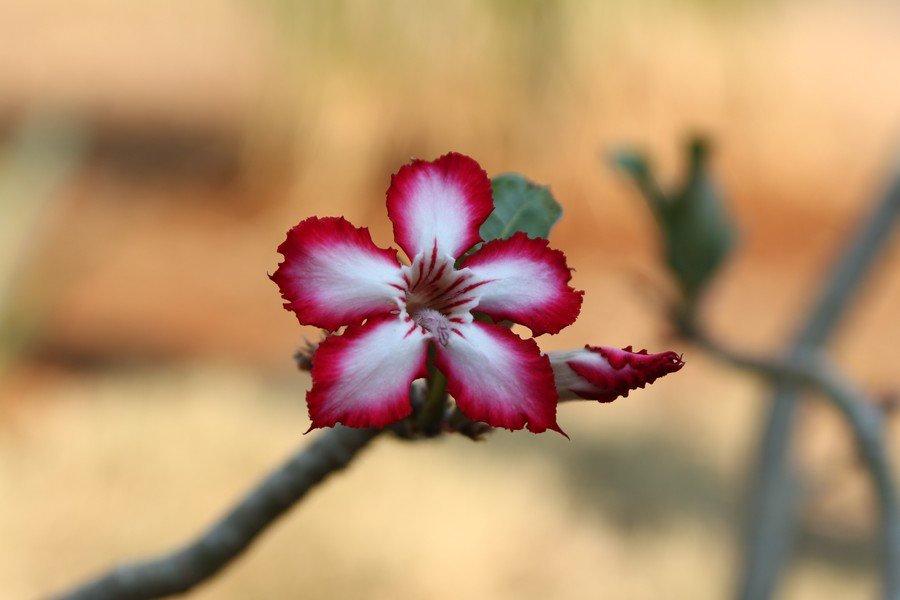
[1,0,899,598]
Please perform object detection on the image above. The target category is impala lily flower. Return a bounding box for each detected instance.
[272,153,583,433]
[549,345,684,403]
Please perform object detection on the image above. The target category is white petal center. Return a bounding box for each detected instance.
[397,245,485,345]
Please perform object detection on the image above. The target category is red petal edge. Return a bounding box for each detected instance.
[386,152,494,260]
[461,232,584,336]
[306,315,429,430]
[270,216,401,331]
[435,322,566,436]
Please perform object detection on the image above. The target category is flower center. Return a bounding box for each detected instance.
[408,306,452,346]
[398,247,483,346]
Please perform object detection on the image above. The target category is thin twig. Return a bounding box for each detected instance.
[51,380,489,599]
[739,168,900,600]
[52,426,382,600]
[687,327,900,600]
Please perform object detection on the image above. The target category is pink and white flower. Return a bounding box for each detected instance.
[549,345,684,403]
[272,152,583,433]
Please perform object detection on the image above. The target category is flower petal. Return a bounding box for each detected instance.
[386,152,493,260]
[271,216,404,331]
[434,321,563,434]
[307,315,429,429]
[461,232,583,336]
[550,345,684,402]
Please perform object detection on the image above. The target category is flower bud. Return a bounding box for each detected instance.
[549,345,684,403]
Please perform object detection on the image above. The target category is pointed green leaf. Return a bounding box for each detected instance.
[666,138,737,303]
[611,150,669,225]
[615,136,738,317]
[480,173,562,241]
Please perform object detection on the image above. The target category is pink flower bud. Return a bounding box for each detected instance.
[549,345,684,403]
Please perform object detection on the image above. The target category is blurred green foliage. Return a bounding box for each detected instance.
[614,137,736,321]
[0,117,86,360]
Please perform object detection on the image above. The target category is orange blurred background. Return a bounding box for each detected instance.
[1,0,899,598]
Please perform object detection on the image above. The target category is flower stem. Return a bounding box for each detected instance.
[416,349,448,435]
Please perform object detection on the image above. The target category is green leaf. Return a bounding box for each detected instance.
[611,150,669,225]
[614,136,737,317]
[665,138,736,303]
[480,173,562,242]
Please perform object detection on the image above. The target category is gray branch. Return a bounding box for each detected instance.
[739,167,900,600]
[52,426,382,600]
[687,328,900,599]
